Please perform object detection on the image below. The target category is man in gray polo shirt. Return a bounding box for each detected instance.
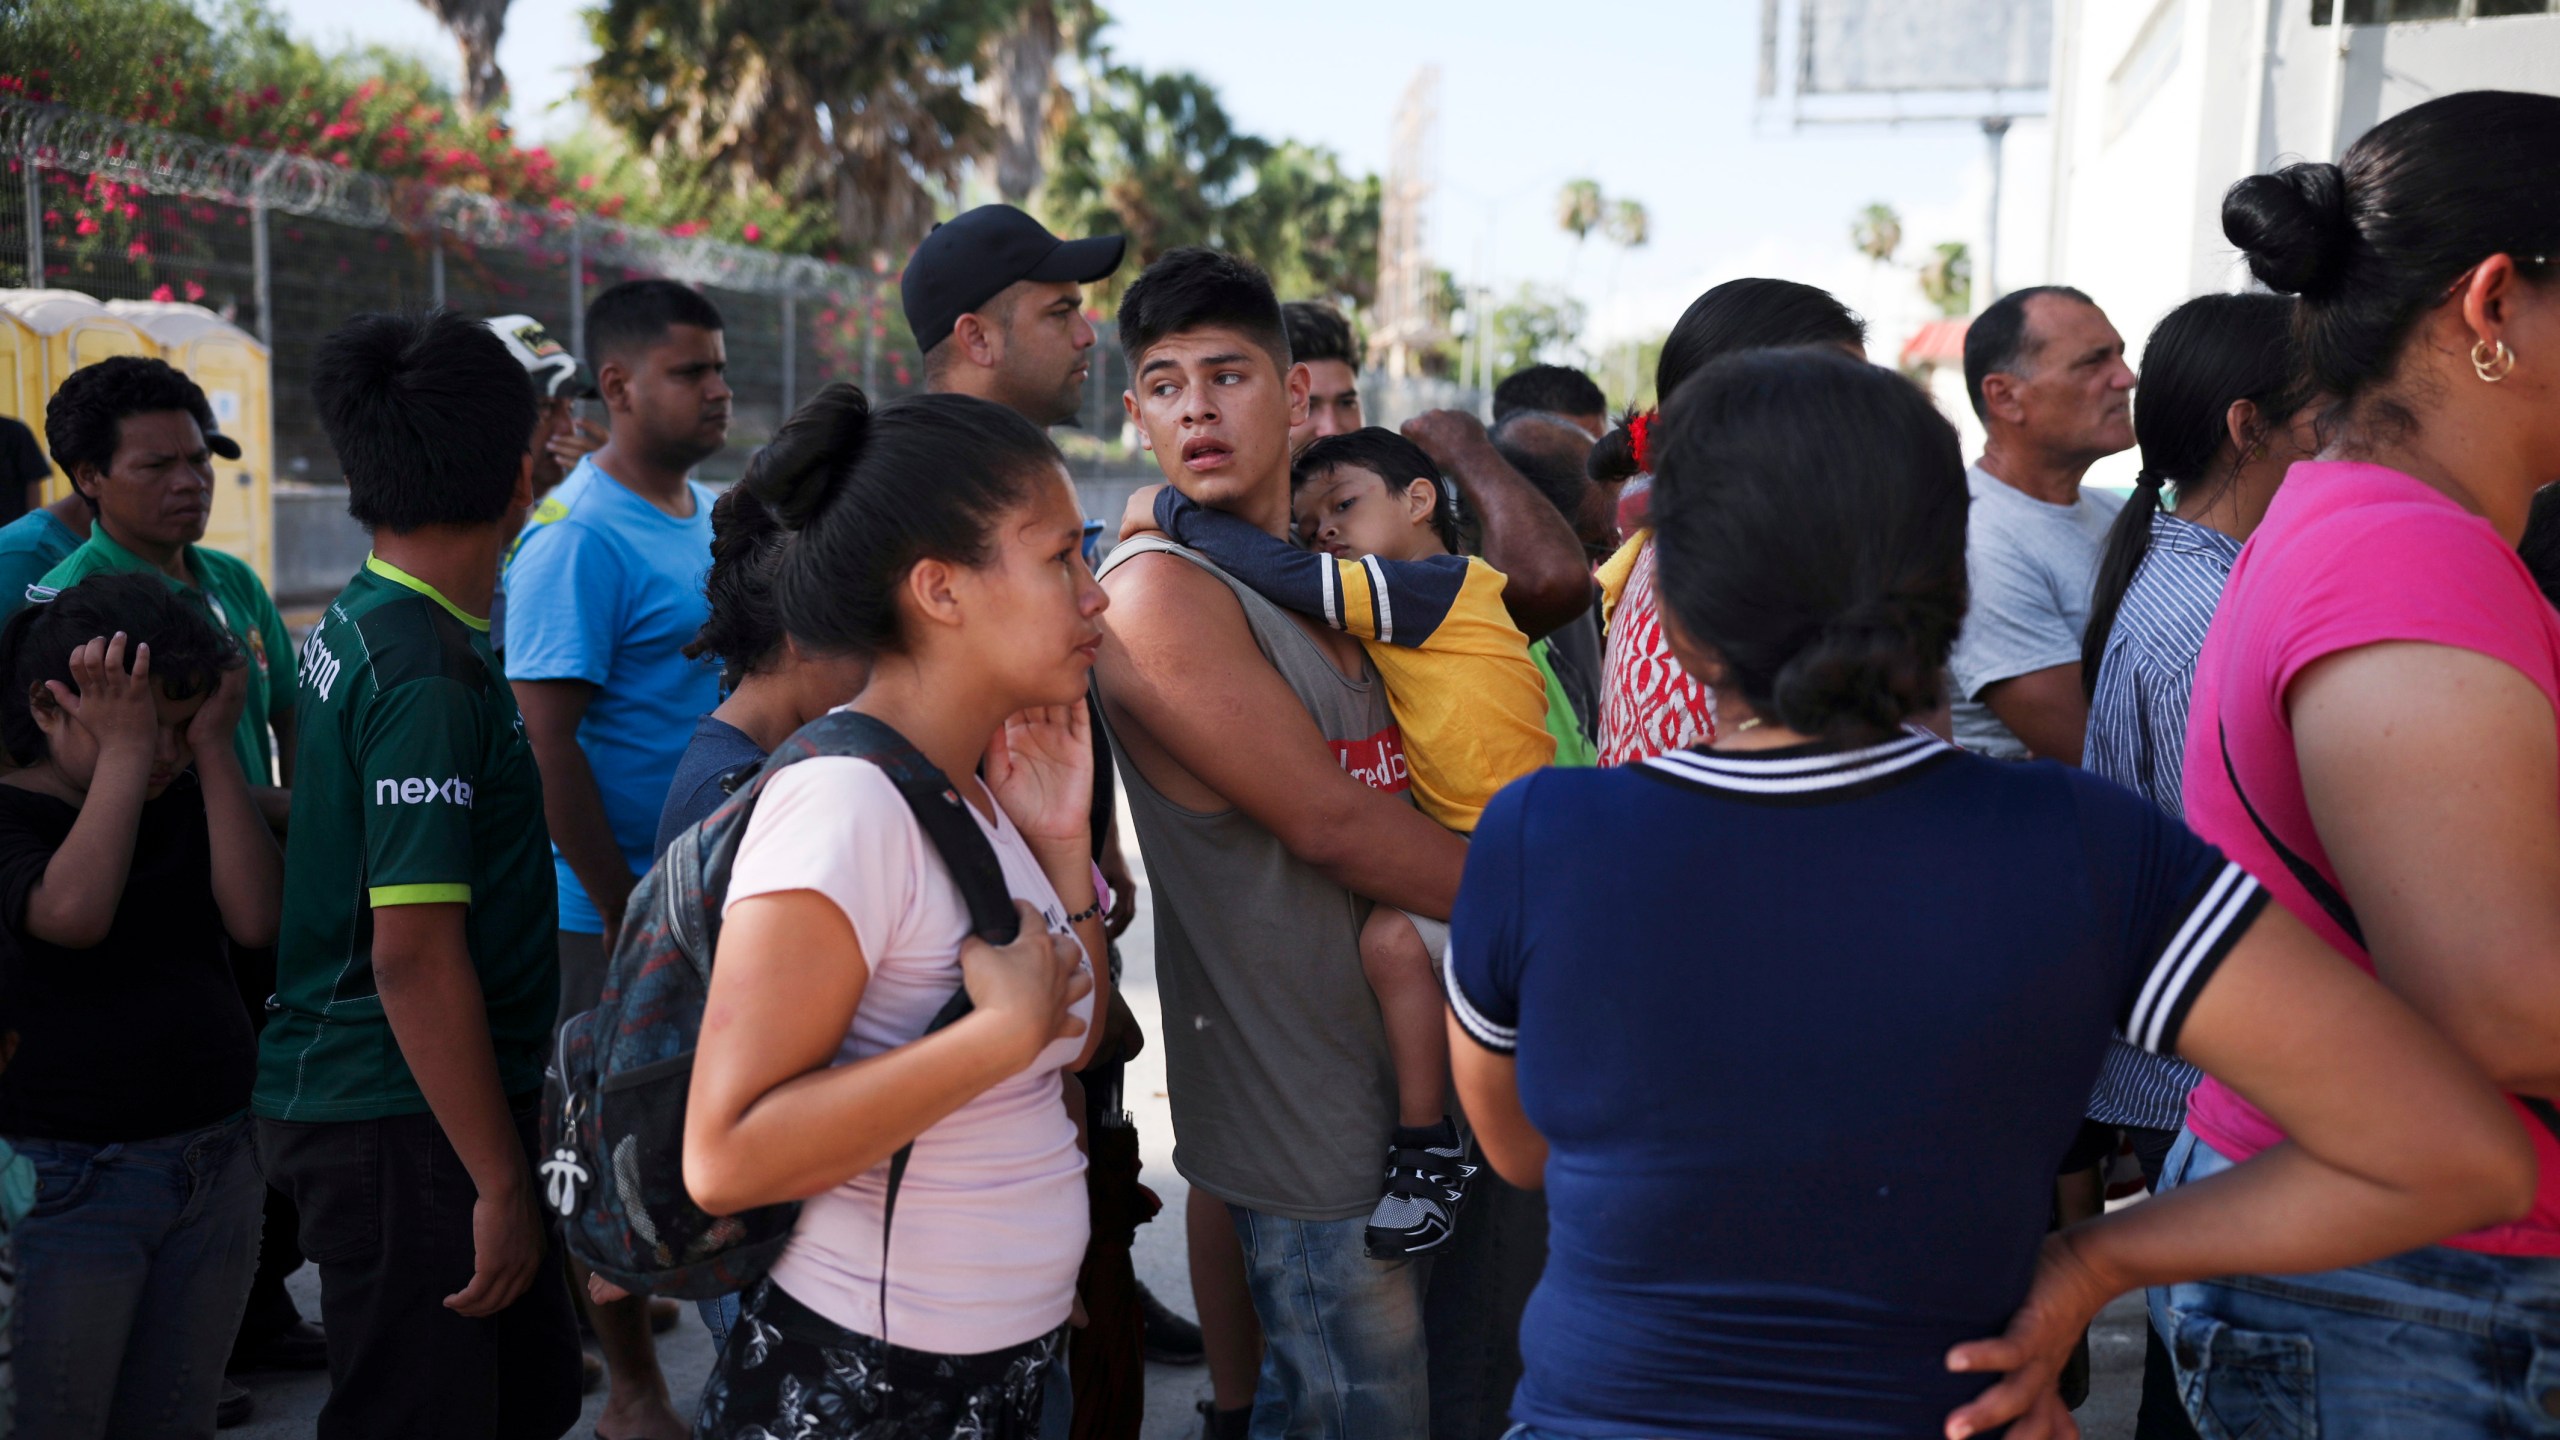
[1950,286,2138,763]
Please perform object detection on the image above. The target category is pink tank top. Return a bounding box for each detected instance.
[2181,461,2560,1256]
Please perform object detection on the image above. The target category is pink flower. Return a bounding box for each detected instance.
[743,223,762,242]
[126,239,149,259]
[151,283,174,301]
[73,214,97,236]
[183,280,204,301]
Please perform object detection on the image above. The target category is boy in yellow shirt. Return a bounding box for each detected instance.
[1129,426,1552,1256]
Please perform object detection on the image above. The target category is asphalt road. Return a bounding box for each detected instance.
[227,845,2151,1440]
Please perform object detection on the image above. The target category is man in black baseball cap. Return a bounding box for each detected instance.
[905,204,1125,426]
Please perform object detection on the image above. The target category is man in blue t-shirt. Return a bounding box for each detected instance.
[503,278,727,1440]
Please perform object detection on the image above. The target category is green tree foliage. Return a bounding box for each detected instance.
[1852,201,1903,266]
[1478,283,1585,376]
[1230,141,1380,313]
[2,0,563,200]
[1920,241,1973,317]
[582,0,1027,260]
[1042,65,1379,315]
[1042,66,1266,290]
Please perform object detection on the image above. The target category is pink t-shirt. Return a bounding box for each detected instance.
[2181,461,2560,1257]
[725,755,1096,1351]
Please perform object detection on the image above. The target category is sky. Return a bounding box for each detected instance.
[273,0,2008,355]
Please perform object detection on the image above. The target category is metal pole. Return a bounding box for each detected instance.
[779,292,795,412]
[250,198,272,348]
[2237,0,2277,183]
[1982,117,2012,304]
[21,146,41,287]
[567,218,585,358]
[861,278,880,395]
[2325,0,2351,161]
[249,155,278,348]
[430,239,446,308]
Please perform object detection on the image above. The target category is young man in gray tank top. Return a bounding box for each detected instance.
[1094,249,1587,1439]
[1090,249,1587,1434]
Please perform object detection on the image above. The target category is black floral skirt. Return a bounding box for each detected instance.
[696,1279,1062,1440]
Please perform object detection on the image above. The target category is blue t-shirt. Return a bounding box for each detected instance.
[652,715,768,858]
[502,457,720,933]
[0,510,80,622]
[1444,731,2267,1439]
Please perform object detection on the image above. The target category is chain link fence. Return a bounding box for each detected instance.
[0,96,916,499]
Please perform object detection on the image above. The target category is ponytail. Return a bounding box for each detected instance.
[2080,473,2165,699]
[753,383,1064,658]
[2080,292,2302,699]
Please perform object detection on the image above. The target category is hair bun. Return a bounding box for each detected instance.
[1768,593,1956,740]
[745,382,870,529]
[2224,162,2353,296]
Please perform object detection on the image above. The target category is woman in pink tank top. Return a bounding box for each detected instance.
[2158,91,2560,1438]
[1593,279,1867,765]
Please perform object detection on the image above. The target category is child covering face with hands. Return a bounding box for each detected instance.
[0,572,284,1438]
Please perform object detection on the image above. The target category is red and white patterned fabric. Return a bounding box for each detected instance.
[1598,539,1717,766]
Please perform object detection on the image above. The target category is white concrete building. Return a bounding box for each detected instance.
[2041,0,2560,352]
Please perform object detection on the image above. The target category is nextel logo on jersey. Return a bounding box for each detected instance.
[375,776,475,807]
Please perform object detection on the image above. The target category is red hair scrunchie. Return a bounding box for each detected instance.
[1629,410,1658,475]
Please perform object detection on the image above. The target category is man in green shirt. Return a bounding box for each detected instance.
[254,310,579,1440]
[32,359,293,823]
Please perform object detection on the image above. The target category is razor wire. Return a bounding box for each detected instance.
[2,96,863,298]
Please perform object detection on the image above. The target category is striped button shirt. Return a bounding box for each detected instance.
[2083,511,2241,1131]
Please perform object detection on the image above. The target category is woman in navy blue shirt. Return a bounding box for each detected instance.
[1444,349,2533,1440]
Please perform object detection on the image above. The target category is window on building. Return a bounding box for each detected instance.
[2313,0,2556,20]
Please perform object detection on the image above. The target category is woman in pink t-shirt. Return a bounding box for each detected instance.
[2161,91,2560,1437]
[680,386,1110,1440]
[1594,279,1868,766]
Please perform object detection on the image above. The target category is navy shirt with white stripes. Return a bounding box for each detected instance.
[1445,732,2267,1439]
[2083,511,2243,1130]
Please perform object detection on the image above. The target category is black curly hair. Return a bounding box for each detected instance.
[0,572,240,766]
[42,356,234,507]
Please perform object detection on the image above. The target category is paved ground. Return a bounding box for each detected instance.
[229,844,2149,1439]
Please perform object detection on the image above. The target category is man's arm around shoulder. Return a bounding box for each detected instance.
[1098,552,1466,917]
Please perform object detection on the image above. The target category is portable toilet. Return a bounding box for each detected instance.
[0,290,154,503]
[108,300,274,585]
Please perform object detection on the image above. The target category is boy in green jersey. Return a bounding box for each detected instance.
[255,310,580,1439]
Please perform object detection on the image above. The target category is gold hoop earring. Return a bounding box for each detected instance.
[2472,338,2517,384]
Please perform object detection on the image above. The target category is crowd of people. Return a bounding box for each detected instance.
[1,84,2557,1440]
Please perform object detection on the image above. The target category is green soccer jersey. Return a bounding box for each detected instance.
[255,557,558,1122]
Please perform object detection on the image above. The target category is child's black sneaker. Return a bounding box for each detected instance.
[1363,1118,1478,1258]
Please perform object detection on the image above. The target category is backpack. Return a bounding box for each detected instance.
[542,709,1020,1300]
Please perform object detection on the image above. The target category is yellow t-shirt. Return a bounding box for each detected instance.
[1321,554,1556,832]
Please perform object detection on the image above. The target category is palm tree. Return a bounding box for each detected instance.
[583,0,1027,260]
[1556,178,1603,288]
[414,0,509,117]
[1852,202,1903,267]
[1042,66,1269,298]
[976,0,1102,205]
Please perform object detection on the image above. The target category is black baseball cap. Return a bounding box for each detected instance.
[900,205,1125,353]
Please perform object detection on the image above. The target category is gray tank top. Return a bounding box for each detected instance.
[1097,536,1401,1221]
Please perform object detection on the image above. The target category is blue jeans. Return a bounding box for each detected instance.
[12,1113,263,1440]
[1230,1205,1429,1440]
[1500,1430,1651,1440]
[698,1292,740,1350]
[2150,1128,2560,1439]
